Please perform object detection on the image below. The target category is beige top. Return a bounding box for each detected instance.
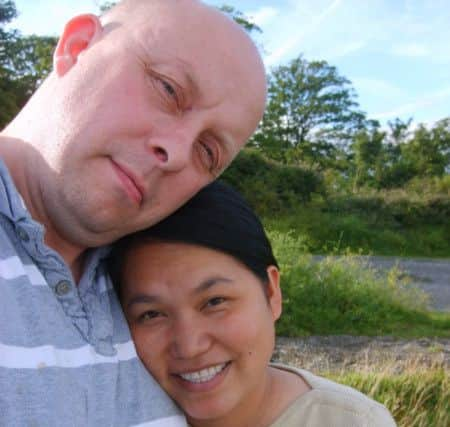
[269,364,396,427]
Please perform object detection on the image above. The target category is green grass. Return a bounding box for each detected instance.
[222,150,450,258]
[328,367,449,427]
[264,206,450,258]
[270,230,450,338]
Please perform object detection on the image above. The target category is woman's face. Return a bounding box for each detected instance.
[120,241,282,424]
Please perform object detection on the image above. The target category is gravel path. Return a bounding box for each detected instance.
[365,256,450,312]
[273,335,450,374]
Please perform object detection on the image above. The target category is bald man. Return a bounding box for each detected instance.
[0,0,266,425]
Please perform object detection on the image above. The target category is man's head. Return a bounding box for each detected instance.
[2,0,266,251]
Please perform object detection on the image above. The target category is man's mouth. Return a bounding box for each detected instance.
[111,160,144,205]
[177,362,229,384]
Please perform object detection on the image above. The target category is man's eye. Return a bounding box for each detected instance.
[161,79,176,98]
[198,141,219,175]
[202,142,214,161]
[150,72,180,107]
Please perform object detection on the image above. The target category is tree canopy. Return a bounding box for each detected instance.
[0,0,56,127]
[254,56,366,164]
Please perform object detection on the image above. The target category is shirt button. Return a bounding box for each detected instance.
[17,226,30,242]
[95,341,117,357]
[55,280,72,296]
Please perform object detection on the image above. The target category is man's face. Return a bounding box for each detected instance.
[39,1,266,247]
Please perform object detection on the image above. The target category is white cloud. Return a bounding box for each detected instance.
[322,41,366,60]
[373,85,450,120]
[337,41,366,57]
[352,78,405,98]
[264,0,343,66]
[391,43,429,58]
[249,6,279,27]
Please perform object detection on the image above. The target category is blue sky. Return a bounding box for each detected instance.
[8,0,450,127]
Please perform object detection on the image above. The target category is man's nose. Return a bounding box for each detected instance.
[169,317,212,360]
[147,124,197,173]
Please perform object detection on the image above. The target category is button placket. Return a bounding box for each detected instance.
[54,280,72,296]
[17,226,30,242]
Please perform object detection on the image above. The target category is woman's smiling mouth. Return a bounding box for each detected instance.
[178,362,229,384]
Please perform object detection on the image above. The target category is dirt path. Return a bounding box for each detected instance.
[273,335,450,374]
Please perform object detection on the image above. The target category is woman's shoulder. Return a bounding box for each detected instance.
[269,363,396,427]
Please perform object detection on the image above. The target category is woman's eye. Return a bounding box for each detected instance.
[138,310,162,322]
[205,297,226,308]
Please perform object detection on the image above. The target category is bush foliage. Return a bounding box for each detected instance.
[220,149,324,215]
[221,150,449,257]
[269,230,450,337]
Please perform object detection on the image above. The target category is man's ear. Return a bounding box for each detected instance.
[53,14,103,76]
[266,265,282,322]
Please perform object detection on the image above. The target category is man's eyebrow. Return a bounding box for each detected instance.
[214,131,235,160]
[170,58,200,96]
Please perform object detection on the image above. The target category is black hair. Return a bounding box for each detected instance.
[109,181,278,290]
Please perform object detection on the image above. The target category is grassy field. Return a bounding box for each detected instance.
[264,203,450,258]
[329,366,449,427]
[269,230,450,338]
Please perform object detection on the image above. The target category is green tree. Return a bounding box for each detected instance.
[4,35,56,91]
[374,117,414,188]
[403,122,449,177]
[387,117,412,145]
[352,120,385,189]
[99,1,116,13]
[0,0,56,127]
[0,0,20,127]
[218,5,262,35]
[255,55,366,164]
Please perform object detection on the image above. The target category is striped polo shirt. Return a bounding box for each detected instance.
[0,160,186,427]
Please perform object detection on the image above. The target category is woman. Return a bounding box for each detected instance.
[109,181,396,427]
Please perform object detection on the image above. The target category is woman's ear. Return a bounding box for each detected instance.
[266,265,282,321]
[53,14,103,76]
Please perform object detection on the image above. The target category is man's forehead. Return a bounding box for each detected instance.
[106,0,266,146]
[105,0,219,28]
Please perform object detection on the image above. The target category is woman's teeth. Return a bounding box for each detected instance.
[179,363,227,383]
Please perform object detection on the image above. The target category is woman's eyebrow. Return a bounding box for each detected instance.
[126,294,159,309]
[194,277,234,295]
[125,277,234,308]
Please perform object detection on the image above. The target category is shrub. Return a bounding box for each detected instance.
[220,148,324,214]
[269,230,450,337]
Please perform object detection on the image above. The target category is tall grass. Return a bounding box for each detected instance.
[329,366,449,427]
[269,230,450,337]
